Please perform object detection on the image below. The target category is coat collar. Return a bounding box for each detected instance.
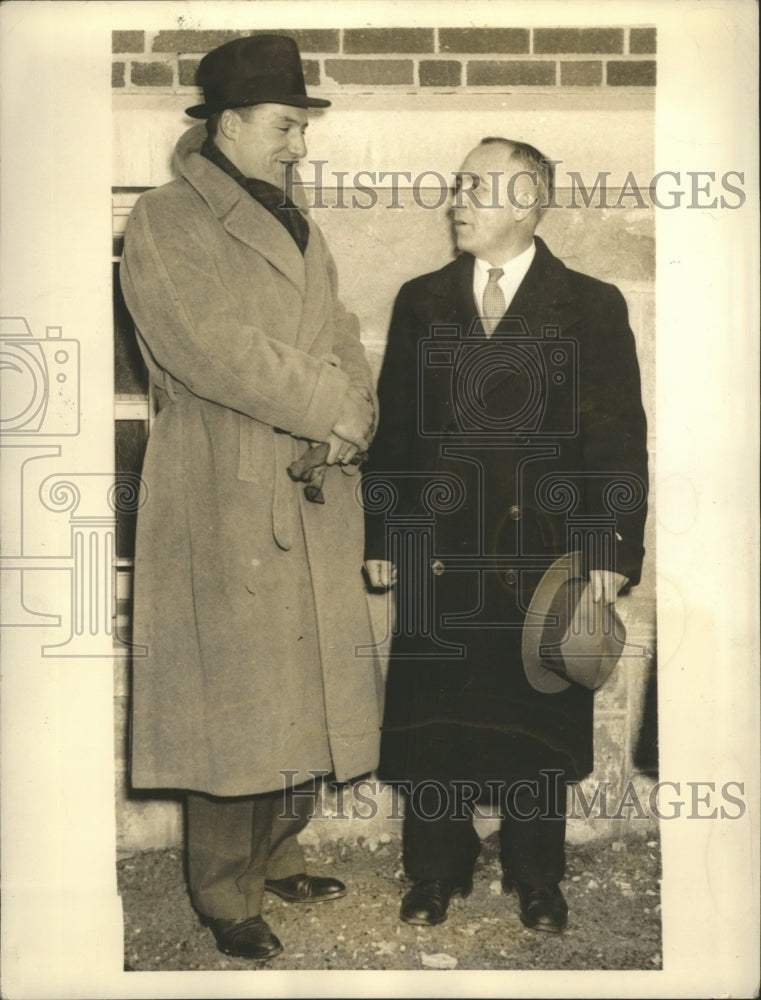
[174,125,307,296]
[423,236,580,336]
[422,237,583,402]
[507,236,580,329]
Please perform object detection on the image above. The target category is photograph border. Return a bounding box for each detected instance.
[1,1,758,997]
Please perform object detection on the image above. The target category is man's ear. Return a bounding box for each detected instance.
[218,109,241,142]
[513,189,539,220]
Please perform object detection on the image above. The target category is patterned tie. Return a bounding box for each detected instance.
[482,267,505,336]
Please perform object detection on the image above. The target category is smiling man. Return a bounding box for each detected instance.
[363,138,649,934]
[120,35,381,961]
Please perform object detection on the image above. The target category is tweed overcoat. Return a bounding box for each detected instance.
[363,239,648,788]
[120,125,381,796]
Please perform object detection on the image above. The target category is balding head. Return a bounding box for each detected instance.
[451,139,554,264]
[479,137,555,216]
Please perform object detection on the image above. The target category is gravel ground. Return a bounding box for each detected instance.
[118,829,661,972]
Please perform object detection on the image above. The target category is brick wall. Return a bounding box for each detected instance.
[112,23,657,855]
[112,26,656,93]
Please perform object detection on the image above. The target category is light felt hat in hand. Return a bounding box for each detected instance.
[522,550,627,694]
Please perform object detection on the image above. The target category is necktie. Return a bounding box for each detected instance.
[481,267,505,336]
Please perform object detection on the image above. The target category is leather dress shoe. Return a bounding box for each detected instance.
[205,915,283,960]
[504,878,568,933]
[264,873,346,903]
[399,878,473,926]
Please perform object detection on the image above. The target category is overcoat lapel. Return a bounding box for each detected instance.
[295,218,334,350]
[473,237,582,398]
[503,236,579,337]
[221,197,307,297]
[178,125,307,296]
[425,253,481,337]
[423,237,581,348]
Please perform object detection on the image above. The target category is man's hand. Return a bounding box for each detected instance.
[325,432,358,466]
[332,386,375,452]
[364,560,397,589]
[589,570,629,605]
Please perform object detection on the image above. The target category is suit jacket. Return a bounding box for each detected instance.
[364,237,648,786]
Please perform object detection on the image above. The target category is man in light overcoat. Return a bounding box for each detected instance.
[364,138,648,934]
[120,35,381,960]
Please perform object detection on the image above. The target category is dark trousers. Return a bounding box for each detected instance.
[186,786,312,920]
[402,775,567,889]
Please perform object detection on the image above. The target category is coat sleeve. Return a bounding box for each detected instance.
[578,283,649,585]
[362,281,421,560]
[120,193,351,443]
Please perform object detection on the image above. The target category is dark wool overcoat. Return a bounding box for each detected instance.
[363,238,648,788]
[120,125,382,796]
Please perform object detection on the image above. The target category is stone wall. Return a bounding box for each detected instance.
[112,24,657,854]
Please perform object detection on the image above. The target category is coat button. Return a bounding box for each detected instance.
[431,560,445,576]
[508,505,521,521]
[505,569,517,585]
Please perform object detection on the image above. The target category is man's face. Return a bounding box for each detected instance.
[451,143,536,264]
[228,103,309,189]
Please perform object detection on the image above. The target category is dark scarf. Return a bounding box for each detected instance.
[201,136,309,255]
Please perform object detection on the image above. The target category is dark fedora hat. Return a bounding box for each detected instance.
[522,551,626,694]
[186,34,330,119]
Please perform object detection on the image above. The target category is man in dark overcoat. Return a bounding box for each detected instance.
[120,36,382,960]
[363,138,648,933]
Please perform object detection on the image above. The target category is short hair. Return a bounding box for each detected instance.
[205,104,259,138]
[479,137,555,213]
